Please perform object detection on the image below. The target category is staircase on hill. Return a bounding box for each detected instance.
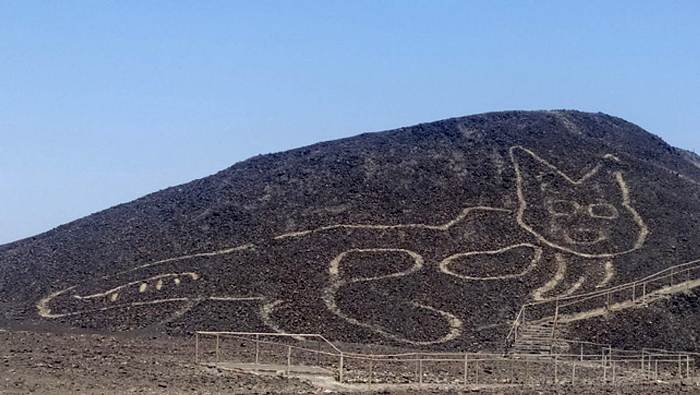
[510,319,570,355]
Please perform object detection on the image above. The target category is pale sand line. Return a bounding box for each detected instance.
[548,279,700,325]
[322,248,463,345]
[259,300,306,342]
[75,272,199,300]
[511,146,649,259]
[38,297,190,319]
[115,243,255,275]
[39,296,263,319]
[328,248,424,279]
[596,261,615,288]
[439,243,543,281]
[558,276,586,298]
[532,254,566,301]
[208,296,265,302]
[274,206,511,240]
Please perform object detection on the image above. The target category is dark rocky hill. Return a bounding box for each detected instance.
[1,110,699,350]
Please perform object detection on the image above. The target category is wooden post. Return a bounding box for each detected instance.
[463,354,468,385]
[678,355,683,378]
[254,334,260,364]
[475,360,479,384]
[632,282,636,302]
[286,345,292,376]
[368,357,373,388]
[554,355,558,384]
[316,340,321,366]
[654,360,658,380]
[338,353,344,383]
[580,344,584,361]
[571,361,576,384]
[602,348,607,382]
[606,292,611,310]
[553,299,560,340]
[612,361,616,384]
[686,355,691,378]
[670,268,675,286]
[195,332,199,363]
[419,359,423,386]
[215,334,220,363]
[642,283,647,302]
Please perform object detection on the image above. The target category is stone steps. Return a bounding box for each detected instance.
[510,320,569,355]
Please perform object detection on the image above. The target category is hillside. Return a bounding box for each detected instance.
[1,110,699,350]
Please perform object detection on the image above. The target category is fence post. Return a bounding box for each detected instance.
[670,268,675,286]
[255,334,260,364]
[678,355,683,378]
[606,291,611,310]
[571,360,576,385]
[552,299,560,343]
[195,332,199,363]
[463,354,468,386]
[654,359,658,380]
[602,348,607,382]
[580,344,583,362]
[338,352,344,383]
[554,355,558,384]
[419,359,423,386]
[632,282,636,302]
[475,360,479,385]
[286,345,292,376]
[612,361,616,385]
[215,334,220,363]
[318,340,323,366]
[368,357,373,388]
[642,283,647,303]
[686,355,691,378]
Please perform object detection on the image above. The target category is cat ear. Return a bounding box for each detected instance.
[510,146,618,188]
[510,146,560,183]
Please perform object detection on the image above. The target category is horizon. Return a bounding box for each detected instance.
[2,1,699,243]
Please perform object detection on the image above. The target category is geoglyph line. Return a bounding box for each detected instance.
[115,243,255,275]
[75,272,200,300]
[596,261,615,288]
[511,146,649,259]
[532,254,567,301]
[36,145,656,346]
[558,276,586,298]
[555,278,700,324]
[323,249,463,345]
[439,243,543,281]
[274,206,511,240]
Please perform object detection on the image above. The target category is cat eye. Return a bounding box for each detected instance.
[547,200,579,216]
[588,203,619,219]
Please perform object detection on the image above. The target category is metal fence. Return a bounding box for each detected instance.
[194,331,698,387]
[507,258,700,347]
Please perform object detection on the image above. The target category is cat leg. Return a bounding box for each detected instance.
[531,253,606,301]
[323,248,463,345]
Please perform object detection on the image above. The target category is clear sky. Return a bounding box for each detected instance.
[1,1,699,244]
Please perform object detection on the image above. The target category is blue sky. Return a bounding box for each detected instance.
[1,1,699,244]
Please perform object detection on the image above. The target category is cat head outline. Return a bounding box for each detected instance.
[509,146,648,258]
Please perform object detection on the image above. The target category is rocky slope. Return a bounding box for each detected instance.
[1,110,698,350]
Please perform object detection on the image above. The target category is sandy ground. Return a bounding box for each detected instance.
[1,327,698,394]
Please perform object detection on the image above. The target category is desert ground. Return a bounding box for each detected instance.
[1,325,698,394]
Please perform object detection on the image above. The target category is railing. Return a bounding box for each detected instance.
[506,258,700,350]
[195,331,698,386]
